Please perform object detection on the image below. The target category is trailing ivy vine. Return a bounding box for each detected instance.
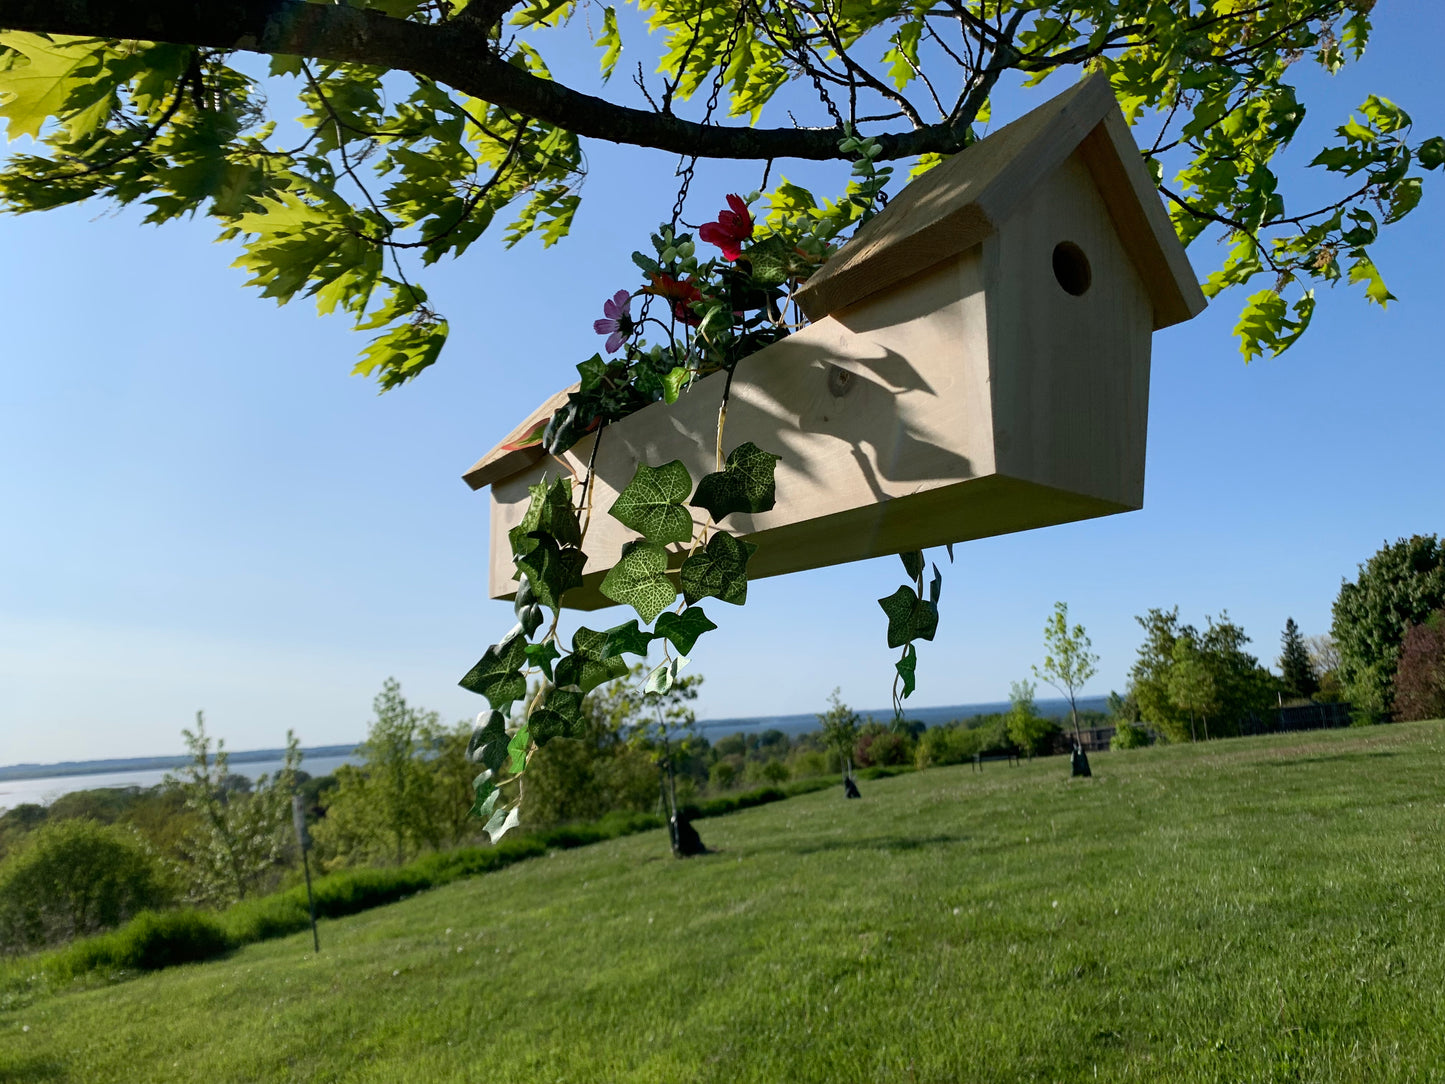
[458,133,949,847]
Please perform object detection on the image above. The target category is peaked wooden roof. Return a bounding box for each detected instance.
[792,74,1206,329]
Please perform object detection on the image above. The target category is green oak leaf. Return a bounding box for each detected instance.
[458,633,528,707]
[466,709,511,771]
[599,540,678,623]
[524,640,560,681]
[680,532,757,606]
[690,442,781,521]
[896,643,918,699]
[529,686,586,744]
[608,460,694,544]
[515,535,587,611]
[602,619,654,658]
[653,607,717,655]
[507,726,530,774]
[878,585,940,649]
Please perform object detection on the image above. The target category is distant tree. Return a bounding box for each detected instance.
[168,713,301,904]
[1129,608,1192,741]
[1392,612,1445,722]
[1129,609,1279,741]
[1006,679,1057,758]
[1304,633,1345,700]
[313,679,474,867]
[1033,602,1099,742]
[1332,535,1445,716]
[1167,639,1220,741]
[1278,618,1320,700]
[817,688,862,791]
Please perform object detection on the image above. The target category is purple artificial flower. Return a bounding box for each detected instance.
[593,289,633,353]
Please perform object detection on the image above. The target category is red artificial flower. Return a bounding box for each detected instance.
[698,194,753,261]
[646,272,705,325]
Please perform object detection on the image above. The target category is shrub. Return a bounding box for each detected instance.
[1393,612,1445,721]
[758,759,790,785]
[709,760,738,791]
[0,819,171,952]
[1110,722,1154,749]
[854,723,915,767]
[51,910,232,978]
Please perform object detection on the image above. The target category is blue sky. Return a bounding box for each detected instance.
[1,3,1442,764]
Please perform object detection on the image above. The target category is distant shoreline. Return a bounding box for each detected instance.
[0,744,362,782]
[1,695,1110,780]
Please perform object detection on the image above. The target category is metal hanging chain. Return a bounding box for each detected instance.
[669,5,748,230]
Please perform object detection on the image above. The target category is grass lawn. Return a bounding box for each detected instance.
[4,721,1445,1083]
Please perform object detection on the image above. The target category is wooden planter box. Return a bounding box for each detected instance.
[465,75,1205,610]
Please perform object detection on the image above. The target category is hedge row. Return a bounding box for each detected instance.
[18,772,894,989]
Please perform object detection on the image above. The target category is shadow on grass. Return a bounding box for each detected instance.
[0,1054,68,1082]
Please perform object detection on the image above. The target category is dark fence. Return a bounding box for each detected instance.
[1048,727,1115,755]
[1241,701,1355,735]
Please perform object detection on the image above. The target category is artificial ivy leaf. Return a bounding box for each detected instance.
[680,532,757,606]
[576,352,607,393]
[529,686,587,744]
[485,804,520,843]
[599,540,678,623]
[601,619,655,658]
[467,709,511,770]
[644,655,689,696]
[508,476,581,555]
[609,460,694,544]
[555,648,627,695]
[507,726,530,774]
[896,643,918,700]
[653,607,718,655]
[515,535,587,611]
[469,775,500,820]
[899,550,925,582]
[458,633,528,707]
[524,640,561,681]
[690,442,781,521]
[929,564,942,605]
[877,585,940,648]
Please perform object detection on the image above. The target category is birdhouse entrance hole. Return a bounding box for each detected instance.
[1052,241,1092,296]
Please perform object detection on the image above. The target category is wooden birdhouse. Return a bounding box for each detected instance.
[464,75,1206,610]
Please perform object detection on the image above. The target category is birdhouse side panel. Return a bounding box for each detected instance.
[486,253,998,607]
[983,152,1154,511]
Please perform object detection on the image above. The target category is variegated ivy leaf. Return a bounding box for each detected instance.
[653,607,717,655]
[691,442,780,522]
[509,477,582,554]
[644,655,689,696]
[599,540,677,624]
[458,633,528,707]
[467,709,511,771]
[896,643,918,699]
[609,460,694,545]
[878,585,939,649]
[484,804,520,843]
[680,532,756,606]
[515,536,586,612]
[529,686,586,744]
[554,626,628,693]
[601,619,654,658]
[469,774,500,820]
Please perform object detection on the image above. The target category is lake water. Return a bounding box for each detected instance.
[1,695,1108,812]
[0,754,358,812]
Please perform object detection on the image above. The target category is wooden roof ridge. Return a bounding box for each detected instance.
[792,74,1206,330]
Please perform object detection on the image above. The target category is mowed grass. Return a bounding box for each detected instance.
[5,723,1445,1084]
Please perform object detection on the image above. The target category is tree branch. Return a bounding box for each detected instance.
[0,0,989,160]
